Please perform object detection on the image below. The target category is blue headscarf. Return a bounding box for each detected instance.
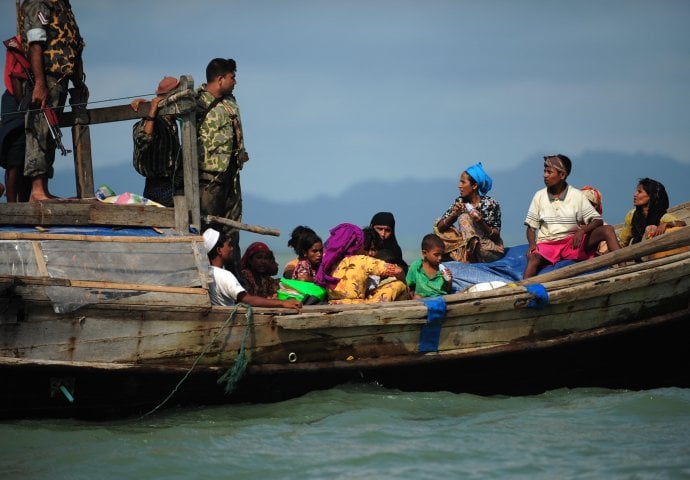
[465,162,493,197]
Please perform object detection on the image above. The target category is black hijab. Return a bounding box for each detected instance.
[631,178,669,244]
[369,212,408,272]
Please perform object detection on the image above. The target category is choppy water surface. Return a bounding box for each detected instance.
[2,385,689,479]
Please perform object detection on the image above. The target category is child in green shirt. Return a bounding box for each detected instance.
[406,234,453,298]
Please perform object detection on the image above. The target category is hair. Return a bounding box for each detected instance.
[421,233,444,251]
[374,248,397,264]
[631,178,670,244]
[205,58,237,82]
[287,226,322,259]
[207,231,230,260]
[362,226,383,253]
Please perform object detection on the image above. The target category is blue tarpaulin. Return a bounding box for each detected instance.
[444,244,576,292]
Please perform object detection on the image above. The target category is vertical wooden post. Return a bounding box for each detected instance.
[72,124,94,197]
[173,195,188,232]
[178,75,200,230]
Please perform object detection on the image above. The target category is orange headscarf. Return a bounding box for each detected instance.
[581,185,603,215]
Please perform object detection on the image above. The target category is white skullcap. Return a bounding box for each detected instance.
[203,228,220,252]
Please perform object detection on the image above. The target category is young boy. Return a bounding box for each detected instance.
[406,233,453,299]
[523,154,621,278]
[204,228,301,310]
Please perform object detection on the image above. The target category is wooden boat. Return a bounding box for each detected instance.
[1,77,689,418]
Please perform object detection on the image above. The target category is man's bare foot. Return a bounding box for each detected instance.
[29,192,62,202]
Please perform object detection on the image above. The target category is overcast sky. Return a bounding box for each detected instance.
[3,0,689,203]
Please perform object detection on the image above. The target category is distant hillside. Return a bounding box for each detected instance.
[30,150,690,257]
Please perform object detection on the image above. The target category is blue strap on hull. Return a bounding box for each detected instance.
[419,297,447,352]
[526,284,549,309]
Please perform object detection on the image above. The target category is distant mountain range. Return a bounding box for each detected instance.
[28,150,690,256]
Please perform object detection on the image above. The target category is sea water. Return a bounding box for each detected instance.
[1,385,689,479]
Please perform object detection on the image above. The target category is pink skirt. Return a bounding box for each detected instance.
[536,234,594,265]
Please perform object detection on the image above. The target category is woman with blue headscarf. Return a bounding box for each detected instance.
[435,162,505,263]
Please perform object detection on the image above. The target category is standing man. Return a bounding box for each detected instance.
[20,0,86,201]
[196,58,249,271]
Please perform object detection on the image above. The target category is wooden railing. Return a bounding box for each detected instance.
[0,76,200,231]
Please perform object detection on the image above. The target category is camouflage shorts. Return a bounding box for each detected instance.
[23,75,68,178]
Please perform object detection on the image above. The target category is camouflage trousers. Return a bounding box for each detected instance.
[24,75,68,179]
[200,169,243,273]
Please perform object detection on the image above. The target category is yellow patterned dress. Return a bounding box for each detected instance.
[328,255,409,304]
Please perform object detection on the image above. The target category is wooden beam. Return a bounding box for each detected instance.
[179,76,201,230]
[71,124,94,197]
[57,88,197,127]
[3,274,208,294]
[0,202,176,227]
[0,231,202,242]
[204,215,280,236]
[522,226,690,285]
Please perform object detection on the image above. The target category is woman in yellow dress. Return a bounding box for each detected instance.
[314,223,409,304]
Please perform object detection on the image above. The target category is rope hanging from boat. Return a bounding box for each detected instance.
[217,304,253,395]
[139,304,252,419]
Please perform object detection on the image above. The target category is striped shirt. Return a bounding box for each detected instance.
[524,185,601,242]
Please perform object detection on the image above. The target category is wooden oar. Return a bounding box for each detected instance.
[521,226,690,285]
[203,215,280,236]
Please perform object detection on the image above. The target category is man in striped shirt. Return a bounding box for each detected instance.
[523,154,620,278]
[131,76,182,207]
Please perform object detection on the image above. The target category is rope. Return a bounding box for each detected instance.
[139,303,252,419]
[217,304,253,394]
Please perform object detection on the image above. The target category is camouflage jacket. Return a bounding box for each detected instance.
[20,0,85,80]
[196,86,247,174]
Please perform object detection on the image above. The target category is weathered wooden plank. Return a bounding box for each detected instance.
[71,124,94,197]
[523,226,690,284]
[4,275,208,295]
[0,202,175,227]
[0,231,200,242]
[276,306,428,329]
[57,89,197,127]
[179,76,201,229]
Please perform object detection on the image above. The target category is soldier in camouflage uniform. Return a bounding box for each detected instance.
[19,0,86,201]
[197,58,249,272]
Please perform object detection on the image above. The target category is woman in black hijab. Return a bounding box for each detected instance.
[369,212,408,273]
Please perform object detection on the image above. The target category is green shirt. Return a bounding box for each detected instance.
[406,258,449,297]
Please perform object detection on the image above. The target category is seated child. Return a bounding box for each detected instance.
[240,242,280,298]
[366,248,397,298]
[523,154,621,278]
[283,225,323,281]
[406,233,453,299]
